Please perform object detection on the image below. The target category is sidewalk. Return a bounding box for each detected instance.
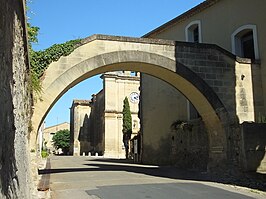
[38,158,51,199]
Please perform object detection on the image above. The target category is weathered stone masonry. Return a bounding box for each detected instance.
[0,0,34,198]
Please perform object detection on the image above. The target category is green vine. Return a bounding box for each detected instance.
[26,5,82,97]
[30,39,82,79]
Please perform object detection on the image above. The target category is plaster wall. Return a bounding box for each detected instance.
[141,74,187,150]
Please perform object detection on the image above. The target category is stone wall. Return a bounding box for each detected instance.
[0,0,34,198]
[142,117,209,171]
[170,119,209,171]
[174,42,255,123]
[241,122,266,172]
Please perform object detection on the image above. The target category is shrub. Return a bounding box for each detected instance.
[41,150,49,158]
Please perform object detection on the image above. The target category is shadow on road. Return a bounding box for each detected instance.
[38,158,266,192]
[85,182,255,199]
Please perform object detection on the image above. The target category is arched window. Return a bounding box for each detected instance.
[231,25,259,59]
[185,20,202,43]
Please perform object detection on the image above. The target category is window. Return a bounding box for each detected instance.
[231,25,259,59]
[241,31,255,59]
[185,20,202,43]
[193,26,199,43]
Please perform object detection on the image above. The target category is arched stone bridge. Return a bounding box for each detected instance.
[32,34,255,169]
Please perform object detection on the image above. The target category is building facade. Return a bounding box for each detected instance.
[42,122,70,153]
[140,0,266,169]
[70,71,140,158]
[69,100,92,156]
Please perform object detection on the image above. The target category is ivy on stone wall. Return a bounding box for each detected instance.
[30,39,82,79]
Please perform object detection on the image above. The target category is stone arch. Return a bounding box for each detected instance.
[32,45,230,169]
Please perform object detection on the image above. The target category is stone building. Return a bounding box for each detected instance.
[140,0,266,170]
[70,100,92,156]
[70,71,140,158]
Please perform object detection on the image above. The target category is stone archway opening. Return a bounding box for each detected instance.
[32,35,231,170]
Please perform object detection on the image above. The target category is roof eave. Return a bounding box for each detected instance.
[142,0,220,38]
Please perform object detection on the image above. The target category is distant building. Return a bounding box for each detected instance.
[70,71,140,158]
[42,122,70,153]
[69,100,92,156]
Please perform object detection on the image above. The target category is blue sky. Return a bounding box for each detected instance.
[28,0,204,127]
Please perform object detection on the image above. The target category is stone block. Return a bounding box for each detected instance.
[207,54,219,61]
[206,73,217,80]
[213,80,223,86]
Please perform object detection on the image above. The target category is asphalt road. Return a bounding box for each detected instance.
[40,156,265,199]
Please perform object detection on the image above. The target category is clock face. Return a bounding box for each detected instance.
[130,92,139,103]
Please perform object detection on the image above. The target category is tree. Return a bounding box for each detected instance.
[122,97,132,158]
[122,97,132,135]
[52,129,70,154]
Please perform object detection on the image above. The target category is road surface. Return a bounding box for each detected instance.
[39,156,265,199]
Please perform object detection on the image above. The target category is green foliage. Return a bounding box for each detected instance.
[28,38,81,98]
[30,39,82,79]
[29,69,42,96]
[122,97,132,158]
[52,129,70,154]
[41,150,49,158]
[122,97,132,135]
[27,22,39,46]
[26,20,42,96]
